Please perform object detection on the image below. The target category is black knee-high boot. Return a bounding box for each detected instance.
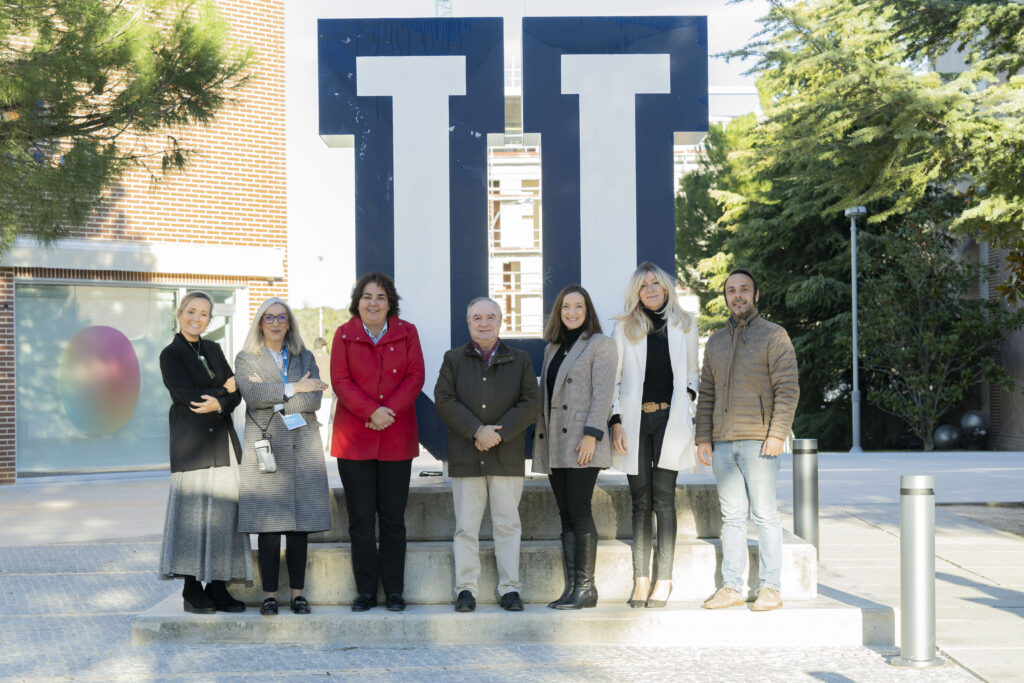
[555,531,598,610]
[548,531,576,608]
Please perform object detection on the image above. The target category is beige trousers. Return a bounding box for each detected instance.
[451,475,524,598]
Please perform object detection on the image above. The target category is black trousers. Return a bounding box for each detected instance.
[257,532,309,593]
[626,409,677,580]
[338,458,412,596]
[548,467,600,537]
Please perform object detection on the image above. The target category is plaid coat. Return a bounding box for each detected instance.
[531,332,617,473]
[235,346,332,534]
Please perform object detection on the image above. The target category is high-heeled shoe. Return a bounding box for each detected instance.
[554,531,598,610]
[548,531,575,608]
[645,580,672,608]
[628,577,650,608]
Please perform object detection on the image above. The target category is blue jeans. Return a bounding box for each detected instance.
[711,440,782,592]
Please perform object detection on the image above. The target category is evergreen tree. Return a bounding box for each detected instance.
[0,0,252,249]
[676,113,762,332]
[675,0,1024,448]
[859,197,1024,450]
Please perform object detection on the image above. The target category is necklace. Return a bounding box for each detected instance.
[186,337,215,380]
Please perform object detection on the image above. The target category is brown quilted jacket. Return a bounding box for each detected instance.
[695,310,799,444]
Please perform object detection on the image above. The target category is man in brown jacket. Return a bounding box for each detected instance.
[695,268,799,612]
[434,297,540,613]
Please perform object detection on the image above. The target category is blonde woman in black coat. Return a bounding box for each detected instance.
[158,291,252,614]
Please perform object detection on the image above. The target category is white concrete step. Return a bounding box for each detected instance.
[133,594,889,647]
[228,532,816,605]
[311,479,723,543]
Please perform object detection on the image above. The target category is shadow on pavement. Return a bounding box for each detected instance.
[937,571,1024,618]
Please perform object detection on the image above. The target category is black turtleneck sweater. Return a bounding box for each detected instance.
[546,325,585,411]
[641,304,674,404]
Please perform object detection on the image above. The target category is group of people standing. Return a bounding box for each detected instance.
[157,262,798,617]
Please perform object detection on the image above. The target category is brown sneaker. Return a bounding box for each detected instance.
[701,586,745,610]
[751,587,782,611]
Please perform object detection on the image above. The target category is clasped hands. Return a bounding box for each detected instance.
[364,406,396,431]
[474,424,502,451]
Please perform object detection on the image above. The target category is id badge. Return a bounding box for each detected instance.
[281,413,307,430]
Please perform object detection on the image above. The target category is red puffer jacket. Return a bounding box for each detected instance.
[330,316,425,461]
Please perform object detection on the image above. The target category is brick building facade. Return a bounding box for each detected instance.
[0,0,287,483]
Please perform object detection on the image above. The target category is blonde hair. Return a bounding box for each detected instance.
[242,297,306,357]
[175,291,213,334]
[614,261,693,344]
[176,291,213,317]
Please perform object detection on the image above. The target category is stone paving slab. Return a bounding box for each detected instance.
[0,538,974,682]
[230,533,817,606]
[0,538,162,574]
[0,642,979,682]
[133,591,869,647]
[809,504,1024,682]
[7,453,1019,681]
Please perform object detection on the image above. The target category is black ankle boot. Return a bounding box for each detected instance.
[555,531,598,610]
[182,576,216,614]
[548,530,576,608]
[205,580,246,612]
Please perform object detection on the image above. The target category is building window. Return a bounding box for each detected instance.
[15,284,236,475]
[487,143,543,336]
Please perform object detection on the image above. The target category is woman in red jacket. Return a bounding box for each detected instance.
[331,272,425,613]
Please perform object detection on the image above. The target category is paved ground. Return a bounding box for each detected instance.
[0,451,1020,681]
[941,504,1024,538]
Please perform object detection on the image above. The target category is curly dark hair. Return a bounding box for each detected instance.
[349,272,401,319]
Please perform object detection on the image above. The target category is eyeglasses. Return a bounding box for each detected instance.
[262,314,288,324]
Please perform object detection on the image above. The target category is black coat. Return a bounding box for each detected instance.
[434,341,540,477]
[160,333,242,473]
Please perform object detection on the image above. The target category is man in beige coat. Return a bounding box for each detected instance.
[696,268,799,612]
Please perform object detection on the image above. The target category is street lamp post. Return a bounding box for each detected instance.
[845,206,867,453]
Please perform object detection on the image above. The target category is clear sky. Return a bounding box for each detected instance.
[286,0,771,308]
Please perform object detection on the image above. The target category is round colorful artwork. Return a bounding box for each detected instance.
[59,326,141,435]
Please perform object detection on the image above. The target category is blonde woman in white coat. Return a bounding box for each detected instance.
[610,262,699,608]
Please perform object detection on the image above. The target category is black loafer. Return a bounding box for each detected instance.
[454,589,476,612]
[386,593,406,612]
[351,593,378,612]
[500,591,524,612]
[291,595,311,615]
[259,597,278,616]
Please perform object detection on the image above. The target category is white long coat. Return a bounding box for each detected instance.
[611,316,700,475]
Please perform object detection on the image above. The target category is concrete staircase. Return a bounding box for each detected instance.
[133,475,887,647]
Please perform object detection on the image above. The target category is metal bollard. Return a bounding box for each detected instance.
[892,474,944,668]
[792,438,819,556]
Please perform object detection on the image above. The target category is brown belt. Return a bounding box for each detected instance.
[641,402,670,413]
